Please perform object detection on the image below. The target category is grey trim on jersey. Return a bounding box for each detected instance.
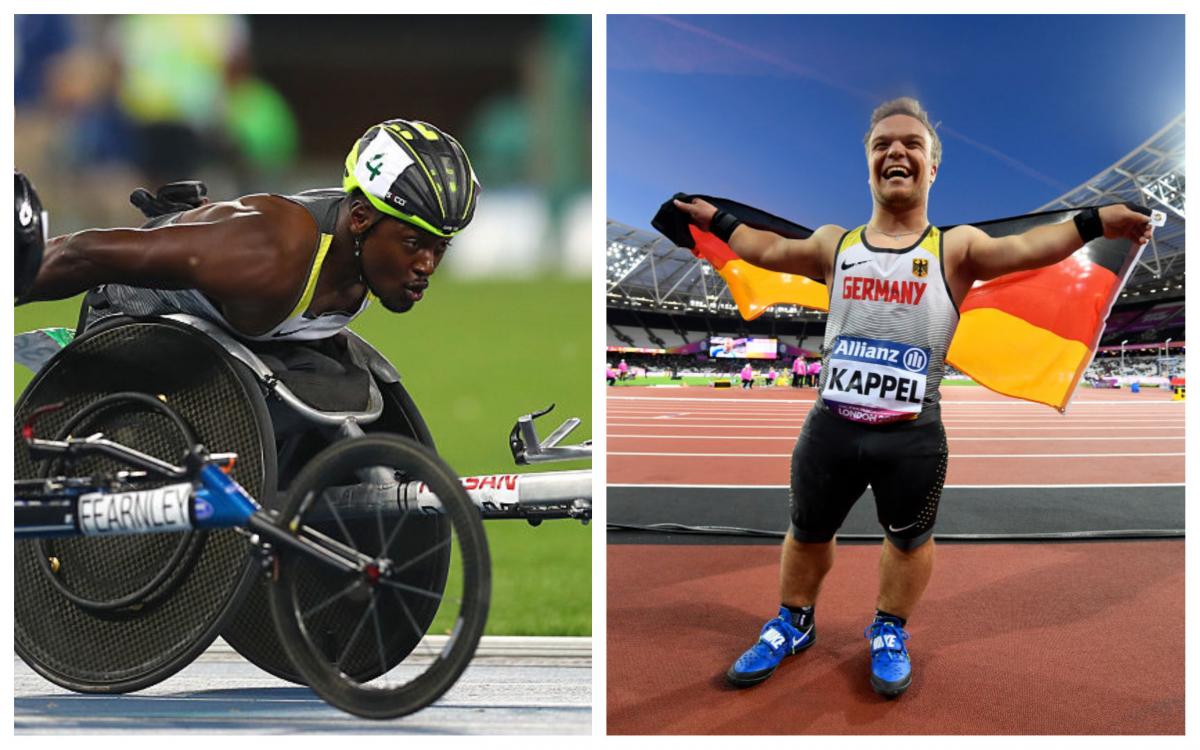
[82,189,347,337]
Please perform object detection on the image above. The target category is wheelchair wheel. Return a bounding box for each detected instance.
[14,318,273,693]
[34,392,204,613]
[267,434,490,719]
[220,376,448,685]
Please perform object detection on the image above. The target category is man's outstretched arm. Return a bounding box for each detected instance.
[956,203,1154,283]
[672,197,840,282]
[26,200,291,304]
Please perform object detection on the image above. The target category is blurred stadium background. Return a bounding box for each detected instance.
[14,14,591,636]
[607,114,1185,394]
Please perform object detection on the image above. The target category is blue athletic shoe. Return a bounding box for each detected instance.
[865,619,912,698]
[726,607,816,687]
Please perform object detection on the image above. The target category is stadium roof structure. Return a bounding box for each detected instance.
[1035,112,1185,302]
[608,113,1185,315]
[607,221,769,316]
[606,220,827,319]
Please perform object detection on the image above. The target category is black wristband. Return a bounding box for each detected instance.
[710,210,743,242]
[1072,206,1103,244]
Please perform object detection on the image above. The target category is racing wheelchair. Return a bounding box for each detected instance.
[14,183,591,720]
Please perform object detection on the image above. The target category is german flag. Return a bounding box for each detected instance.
[652,195,1143,412]
[651,196,830,317]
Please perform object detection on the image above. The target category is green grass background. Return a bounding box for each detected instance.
[15,277,591,636]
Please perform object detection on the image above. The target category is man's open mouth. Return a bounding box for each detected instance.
[883,165,911,182]
[405,283,428,302]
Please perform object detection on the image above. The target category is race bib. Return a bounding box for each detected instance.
[821,335,929,424]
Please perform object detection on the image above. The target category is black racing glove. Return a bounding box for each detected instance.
[130,180,210,219]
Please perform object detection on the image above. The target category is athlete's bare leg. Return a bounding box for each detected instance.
[875,537,935,620]
[779,531,835,607]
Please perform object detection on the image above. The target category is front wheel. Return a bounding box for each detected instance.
[266,434,490,719]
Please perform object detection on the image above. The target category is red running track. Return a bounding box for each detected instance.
[608,385,1184,486]
[607,541,1184,734]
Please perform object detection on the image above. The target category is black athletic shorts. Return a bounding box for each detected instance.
[789,401,948,550]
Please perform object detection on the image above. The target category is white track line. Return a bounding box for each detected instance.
[607,416,1185,424]
[607,482,1184,489]
[608,423,1182,432]
[607,415,1184,423]
[606,409,1183,417]
[608,403,1183,411]
[609,433,1184,442]
[608,395,1182,406]
[609,451,1184,459]
[608,404,1181,410]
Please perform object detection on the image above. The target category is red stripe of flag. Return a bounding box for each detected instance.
[960,256,1118,345]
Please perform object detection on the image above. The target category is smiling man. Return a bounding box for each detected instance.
[24,119,479,341]
[673,97,1152,698]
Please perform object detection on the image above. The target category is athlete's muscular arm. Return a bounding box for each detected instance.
[673,197,840,282]
[951,204,1153,283]
[26,196,310,306]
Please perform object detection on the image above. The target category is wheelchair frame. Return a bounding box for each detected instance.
[14,315,590,719]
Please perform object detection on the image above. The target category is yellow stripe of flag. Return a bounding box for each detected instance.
[947,307,1091,411]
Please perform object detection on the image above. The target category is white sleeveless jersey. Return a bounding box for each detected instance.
[818,225,959,424]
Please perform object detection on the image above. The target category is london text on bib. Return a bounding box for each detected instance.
[822,335,930,424]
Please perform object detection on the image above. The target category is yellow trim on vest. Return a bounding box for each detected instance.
[286,233,334,320]
[919,226,941,259]
[847,225,941,258]
[840,227,865,254]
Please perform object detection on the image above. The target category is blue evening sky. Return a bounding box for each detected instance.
[607,14,1185,230]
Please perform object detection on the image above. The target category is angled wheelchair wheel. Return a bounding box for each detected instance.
[14,318,274,693]
[220,373,450,686]
[267,434,490,719]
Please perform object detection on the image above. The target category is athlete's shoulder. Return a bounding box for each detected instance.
[284,187,345,201]
[941,223,985,245]
[166,194,318,288]
[939,224,983,261]
[231,193,323,247]
[169,193,304,227]
[236,192,316,218]
[813,223,849,237]
[809,223,850,251]
[942,223,982,236]
[811,223,859,255]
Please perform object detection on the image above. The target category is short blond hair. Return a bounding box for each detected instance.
[864,97,942,166]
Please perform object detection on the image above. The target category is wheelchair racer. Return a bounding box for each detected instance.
[19,119,479,342]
